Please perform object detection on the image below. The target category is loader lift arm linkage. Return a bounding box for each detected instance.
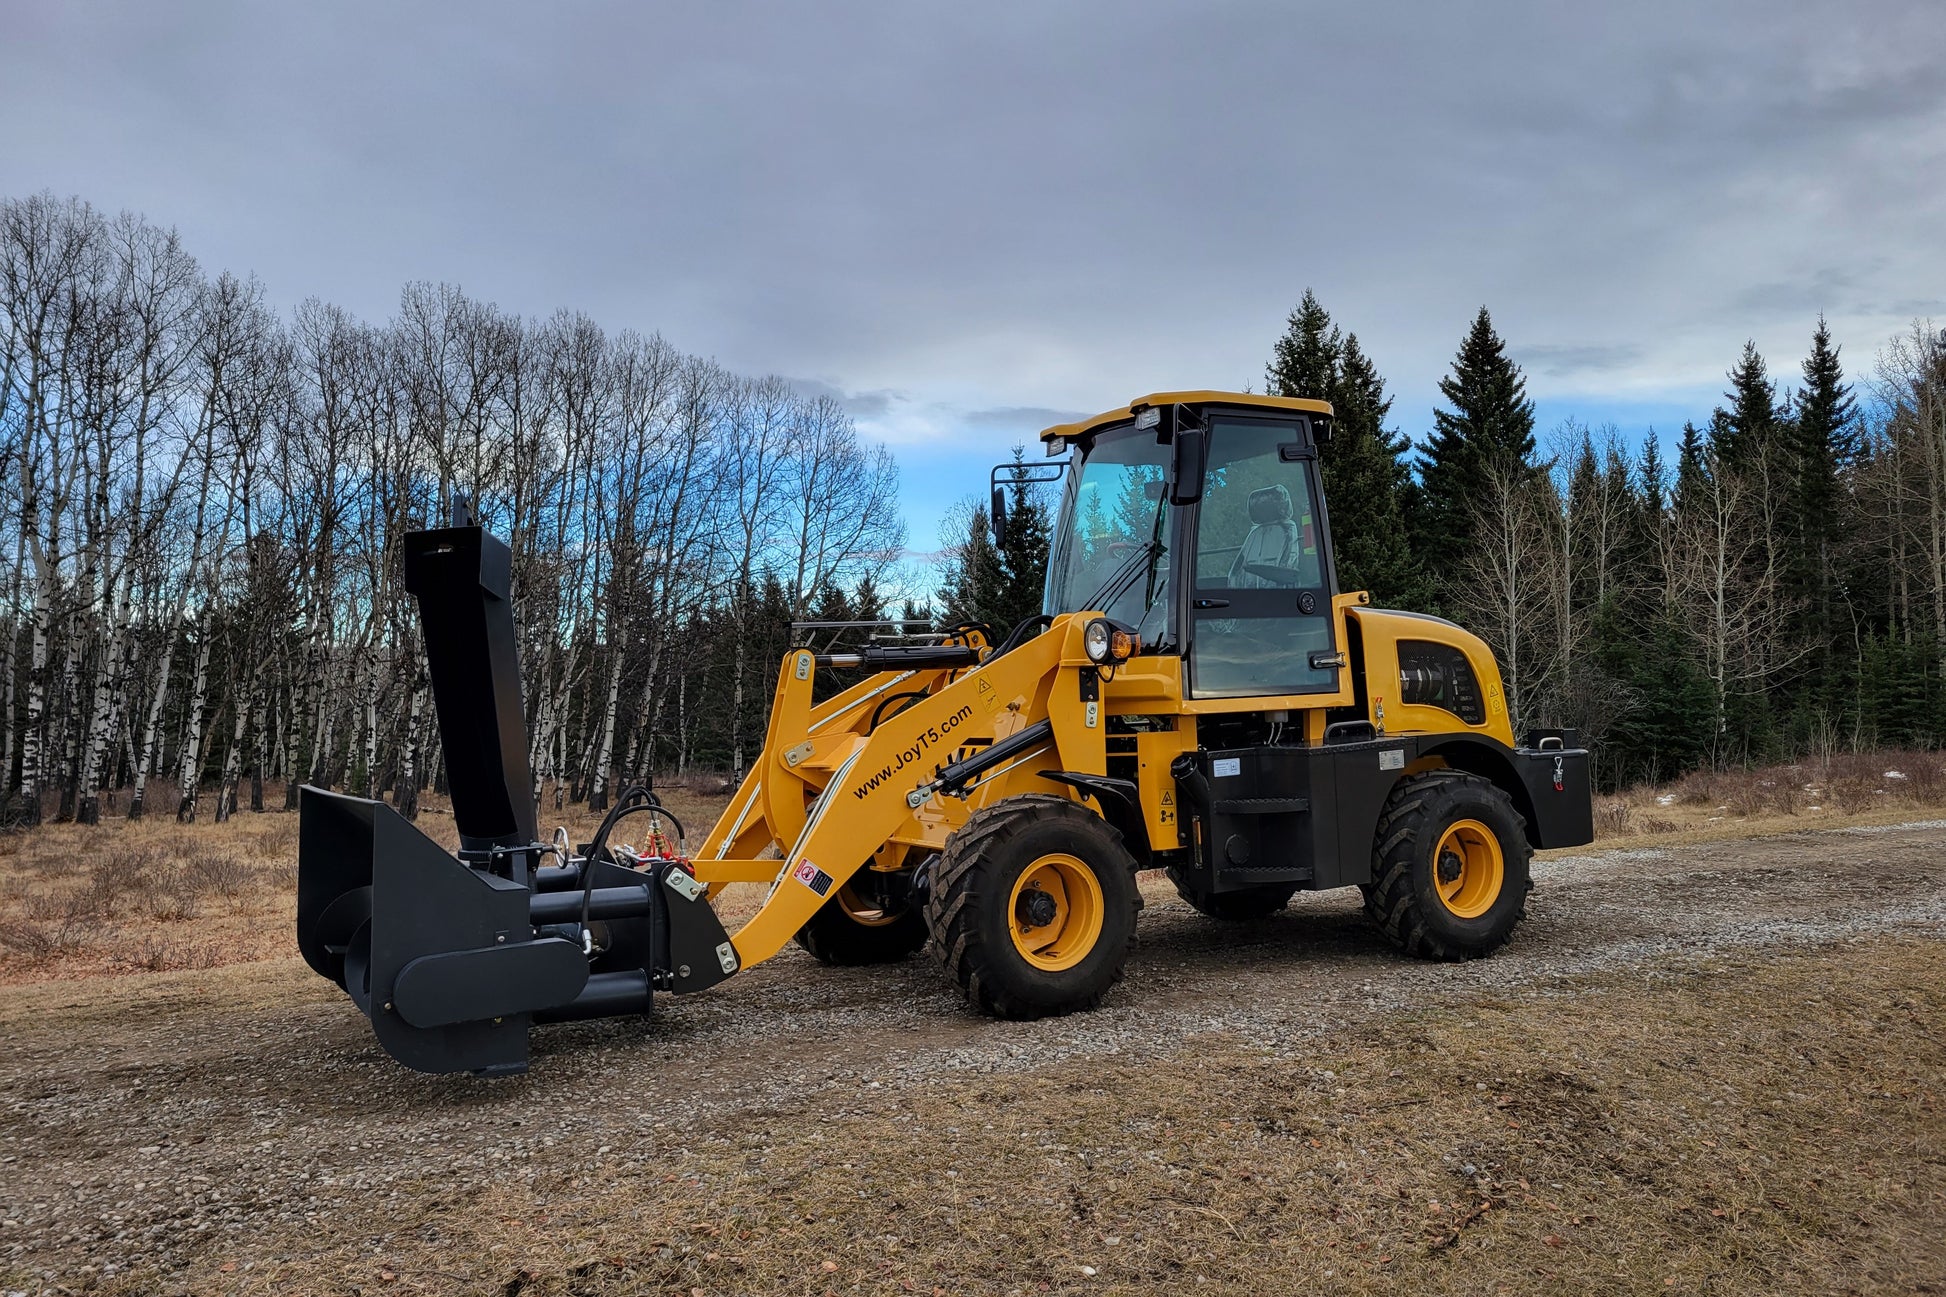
[298,390,1594,1075]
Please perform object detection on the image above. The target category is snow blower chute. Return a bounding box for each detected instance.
[295,522,737,1076]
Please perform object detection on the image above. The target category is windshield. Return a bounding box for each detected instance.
[1044,427,1172,640]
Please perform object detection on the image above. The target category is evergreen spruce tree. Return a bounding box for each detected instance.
[852,573,886,622]
[1264,288,1339,401]
[1714,341,1782,474]
[1673,420,1711,517]
[994,447,1053,629]
[1631,433,1671,605]
[1602,610,1716,783]
[937,448,1052,634]
[1265,292,1425,607]
[810,578,853,627]
[1321,333,1427,607]
[1787,317,1857,694]
[897,597,931,632]
[1414,307,1537,595]
[1637,434,1667,515]
[938,504,1008,630]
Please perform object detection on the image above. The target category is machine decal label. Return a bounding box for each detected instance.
[792,858,835,897]
[976,676,1001,713]
[850,704,977,801]
[1212,757,1241,778]
[1379,749,1405,771]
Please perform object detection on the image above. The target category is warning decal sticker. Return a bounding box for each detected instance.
[976,675,1000,714]
[792,858,836,897]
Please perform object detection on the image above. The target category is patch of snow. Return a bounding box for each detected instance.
[1837,819,1946,835]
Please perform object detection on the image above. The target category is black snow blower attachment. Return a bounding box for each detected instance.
[295,522,739,1075]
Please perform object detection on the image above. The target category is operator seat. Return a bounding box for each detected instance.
[1226,484,1300,588]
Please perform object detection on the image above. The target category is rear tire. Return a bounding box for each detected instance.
[925,794,1142,1018]
[1167,873,1299,920]
[1362,771,1530,961]
[794,878,927,966]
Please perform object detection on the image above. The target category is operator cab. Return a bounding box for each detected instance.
[1031,392,1342,700]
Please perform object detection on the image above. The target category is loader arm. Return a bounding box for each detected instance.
[724,613,1107,968]
[693,645,983,886]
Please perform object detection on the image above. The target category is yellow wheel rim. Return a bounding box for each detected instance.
[1432,819,1504,919]
[836,882,901,928]
[1008,853,1105,971]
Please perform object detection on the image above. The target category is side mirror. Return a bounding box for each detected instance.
[1170,426,1207,505]
[989,483,1008,544]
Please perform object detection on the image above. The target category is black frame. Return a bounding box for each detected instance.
[1042,404,1345,694]
[1173,410,1343,695]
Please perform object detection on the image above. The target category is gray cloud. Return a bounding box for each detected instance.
[784,378,906,422]
[961,406,1091,431]
[1517,344,1646,378]
[3,0,1939,462]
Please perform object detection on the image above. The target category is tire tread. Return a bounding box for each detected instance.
[924,794,1142,1018]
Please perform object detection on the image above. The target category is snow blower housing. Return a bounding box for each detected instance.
[295,526,736,1076]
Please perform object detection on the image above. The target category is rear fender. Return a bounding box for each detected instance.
[1418,736,1593,849]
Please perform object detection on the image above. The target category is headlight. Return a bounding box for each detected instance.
[1084,618,1137,664]
[1085,618,1112,662]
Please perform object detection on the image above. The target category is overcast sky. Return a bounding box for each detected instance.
[5,1,1942,547]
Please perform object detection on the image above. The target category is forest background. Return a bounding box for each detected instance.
[3,190,1943,826]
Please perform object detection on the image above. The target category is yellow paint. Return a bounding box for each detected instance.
[694,515,1518,972]
[1136,725,1194,845]
[1348,607,1517,747]
[1432,818,1504,919]
[1007,852,1105,971]
[1039,390,1335,447]
[727,616,1092,966]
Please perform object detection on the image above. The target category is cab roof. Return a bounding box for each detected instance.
[1038,390,1334,447]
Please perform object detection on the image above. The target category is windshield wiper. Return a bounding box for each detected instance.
[1079,539,1166,617]
[1081,483,1171,618]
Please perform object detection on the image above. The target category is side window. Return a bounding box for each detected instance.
[1189,418,1337,698]
[1195,452,1323,590]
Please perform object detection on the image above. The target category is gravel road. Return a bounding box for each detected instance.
[4,819,1945,1290]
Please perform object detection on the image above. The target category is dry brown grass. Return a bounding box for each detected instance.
[4,753,1944,985]
[1589,748,1946,848]
[0,779,733,985]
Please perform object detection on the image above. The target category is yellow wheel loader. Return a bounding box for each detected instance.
[298,392,1593,1074]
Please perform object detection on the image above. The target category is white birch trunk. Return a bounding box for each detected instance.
[174,625,214,822]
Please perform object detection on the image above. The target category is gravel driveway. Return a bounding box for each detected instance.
[3,819,1944,1293]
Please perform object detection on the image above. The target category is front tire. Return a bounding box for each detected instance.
[925,794,1141,1018]
[794,877,928,966]
[1363,771,1531,960]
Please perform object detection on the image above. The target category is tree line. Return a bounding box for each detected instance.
[938,293,1946,787]
[6,187,1939,826]
[1269,292,1946,786]
[0,192,903,826]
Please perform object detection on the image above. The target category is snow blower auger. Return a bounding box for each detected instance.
[299,392,1595,1076]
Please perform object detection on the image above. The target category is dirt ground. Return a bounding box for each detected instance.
[1,804,1943,1295]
